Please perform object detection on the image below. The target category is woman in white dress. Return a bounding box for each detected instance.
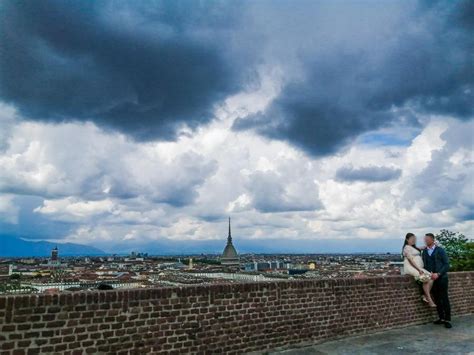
[402,233,436,307]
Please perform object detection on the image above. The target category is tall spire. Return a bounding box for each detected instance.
[222,216,239,266]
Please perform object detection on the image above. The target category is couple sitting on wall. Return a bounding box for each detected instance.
[402,232,452,329]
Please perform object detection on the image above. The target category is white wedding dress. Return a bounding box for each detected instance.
[403,245,431,282]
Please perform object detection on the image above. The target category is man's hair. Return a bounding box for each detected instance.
[425,233,435,239]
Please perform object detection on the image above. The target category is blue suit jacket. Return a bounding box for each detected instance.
[422,246,450,279]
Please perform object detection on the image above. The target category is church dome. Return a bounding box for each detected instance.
[222,243,238,260]
[221,217,239,266]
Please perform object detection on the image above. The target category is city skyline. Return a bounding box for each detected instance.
[0,222,460,256]
[0,1,473,253]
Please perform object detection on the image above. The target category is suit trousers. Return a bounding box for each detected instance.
[432,277,451,321]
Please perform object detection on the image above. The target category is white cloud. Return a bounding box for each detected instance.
[34,197,115,221]
[0,100,472,251]
[0,194,19,224]
[0,117,216,205]
[403,119,474,220]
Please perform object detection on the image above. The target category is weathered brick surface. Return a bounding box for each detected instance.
[0,272,472,354]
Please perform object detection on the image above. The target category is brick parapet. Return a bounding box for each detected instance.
[0,272,472,354]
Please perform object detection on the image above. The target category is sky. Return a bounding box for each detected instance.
[0,0,472,253]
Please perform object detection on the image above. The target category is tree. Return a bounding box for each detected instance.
[452,242,474,271]
[435,229,472,271]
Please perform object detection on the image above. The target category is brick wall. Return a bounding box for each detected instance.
[0,272,472,354]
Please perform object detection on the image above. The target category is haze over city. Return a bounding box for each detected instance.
[0,0,472,255]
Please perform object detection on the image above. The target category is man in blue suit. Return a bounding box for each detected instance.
[422,233,452,328]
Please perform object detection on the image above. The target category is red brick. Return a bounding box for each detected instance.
[0,272,471,354]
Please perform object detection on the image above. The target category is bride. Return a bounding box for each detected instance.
[402,233,436,307]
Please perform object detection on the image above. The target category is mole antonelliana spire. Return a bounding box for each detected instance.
[221,217,239,266]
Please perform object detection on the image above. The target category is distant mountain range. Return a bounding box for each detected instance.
[0,235,105,257]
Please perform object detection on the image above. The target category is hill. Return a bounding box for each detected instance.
[0,235,105,257]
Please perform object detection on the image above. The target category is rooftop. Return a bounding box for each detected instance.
[271,315,473,355]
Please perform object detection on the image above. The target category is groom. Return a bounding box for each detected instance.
[422,233,452,328]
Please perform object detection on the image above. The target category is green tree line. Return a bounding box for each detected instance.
[436,229,473,271]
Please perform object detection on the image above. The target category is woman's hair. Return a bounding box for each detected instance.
[402,232,419,254]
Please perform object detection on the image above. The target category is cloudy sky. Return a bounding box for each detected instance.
[0,0,472,253]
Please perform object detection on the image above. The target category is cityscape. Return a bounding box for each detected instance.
[1,219,403,295]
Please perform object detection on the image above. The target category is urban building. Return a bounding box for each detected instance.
[47,246,61,267]
[221,217,240,266]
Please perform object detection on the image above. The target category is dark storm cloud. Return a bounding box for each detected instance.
[234,0,474,156]
[336,165,402,183]
[0,1,472,152]
[0,0,244,140]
